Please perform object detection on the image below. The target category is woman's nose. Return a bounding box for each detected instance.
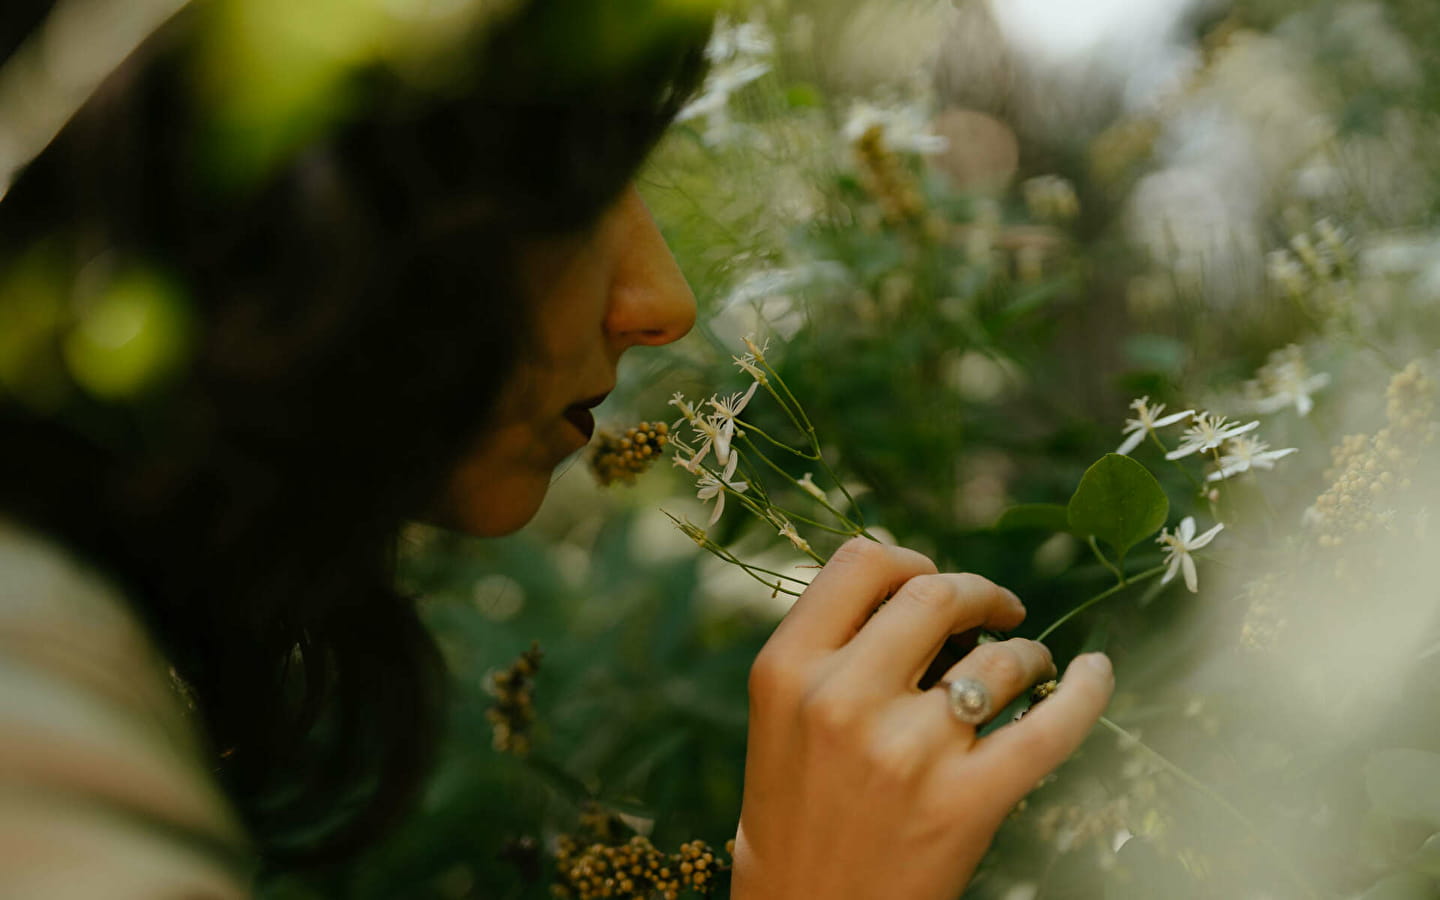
[605,186,697,349]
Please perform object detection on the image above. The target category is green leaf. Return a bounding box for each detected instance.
[1360,872,1438,900]
[1411,833,1440,877]
[994,504,1072,534]
[1366,749,1440,828]
[1066,454,1169,562]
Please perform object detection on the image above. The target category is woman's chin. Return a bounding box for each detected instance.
[429,475,549,538]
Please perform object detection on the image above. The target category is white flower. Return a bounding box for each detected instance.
[1117,396,1194,455]
[704,15,775,64]
[668,391,697,423]
[733,353,767,382]
[1157,517,1224,593]
[776,519,812,555]
[1266,250,1308,296]
[676,60,771,147]
[1251,345,1330,417]
[1165,412,1260,460]
[796,472,826,502]
[707,381,757,469]
[1205,436,1298,482]
[842,101,948,156]
[696,470,748,525]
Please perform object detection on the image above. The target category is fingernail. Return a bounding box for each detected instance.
[1003,587,1022,606]
[1076,652,1113,678]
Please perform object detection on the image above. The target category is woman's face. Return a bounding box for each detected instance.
[435,185,697,536]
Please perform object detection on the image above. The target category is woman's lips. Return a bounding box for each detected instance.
[562,405,596,441]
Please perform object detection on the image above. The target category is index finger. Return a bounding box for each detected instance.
[965,652,1114,805]
[768,537,937,655]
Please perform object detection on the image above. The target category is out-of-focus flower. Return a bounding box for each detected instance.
[1022,175,1080,223]
[1205,435,1298,482]
[1166,412,1259,460]
[704,14,775,64]
[796,472,826,502]
[676,16,774,146]
[1266,249,1308,295]
[697,470,748,525]
[1157,517,1224,593]
[842,101,948,156]
[1250,345,1330,417]
[1117,396,1193,455]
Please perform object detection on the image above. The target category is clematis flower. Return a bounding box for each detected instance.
[1251,346,1330,417]
[1166,412,1260,460]
[733,353,768,382]
[1157,517,1224,593]
[696,471,748,525]
[1205,436,1298,482]
[704,382,757,470]
[775,519,813,555]
[1117,397,1194,455]
[795,472,826,502]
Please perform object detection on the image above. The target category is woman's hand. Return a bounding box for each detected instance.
[731,538,1114,900]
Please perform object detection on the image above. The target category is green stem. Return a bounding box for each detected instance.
[1034,564,1167,643]
[1087,536,1126,586]
[736,433,863,532]
[1150,431,1204,494]
[1096,717,1322,900]
[735,418,817,459]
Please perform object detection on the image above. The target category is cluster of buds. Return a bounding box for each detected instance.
[590,422,671,487]
[854,125,926,227]
[1307,362,1436,550]
[485,642,543,756]
[551,833,732,900]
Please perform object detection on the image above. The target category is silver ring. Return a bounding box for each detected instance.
[942,677,992,725]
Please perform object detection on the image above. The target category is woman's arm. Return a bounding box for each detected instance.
[732,537,1113,899]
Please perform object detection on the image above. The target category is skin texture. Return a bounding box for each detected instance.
[449,186,1114,896]
[437,185,697,536]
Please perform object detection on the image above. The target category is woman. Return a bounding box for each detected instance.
[0,1,1112,897]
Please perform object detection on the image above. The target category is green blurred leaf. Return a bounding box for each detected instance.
[1066,454,1168,562]
[1411,833,1440,877]
[1366,749,1440,828]
[1360,872,1438,900]
[994,503,1072,534]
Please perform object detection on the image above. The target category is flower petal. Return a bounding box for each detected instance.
[1181,553,1198,592]
[1161,555,1181,586]
[1153,409,1195,427]
[1117,429,1145,456]
[1189,522,1224,550]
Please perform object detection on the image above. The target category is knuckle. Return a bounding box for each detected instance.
[748,648,799,702]
[800,686,864,739]
[830,536,889,568]
[979,647,1026,685]
[865,734,926,786]
[898,574,954,612]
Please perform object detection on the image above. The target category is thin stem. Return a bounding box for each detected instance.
[736,433,865,532]
[735,418,817,459]
[1034,564,1167,643]
[1087,536,1126,586]
[1151,431,1204,494]
[1096,717,1321,900]
[757,360,869,528]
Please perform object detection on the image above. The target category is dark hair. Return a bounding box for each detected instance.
[0,0,708,868]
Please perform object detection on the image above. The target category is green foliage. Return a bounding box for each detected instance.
[994,503,1073,534]
[1365,749,1440,830]
[1065,454,1168,564]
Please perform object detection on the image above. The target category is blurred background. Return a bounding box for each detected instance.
[4,0,1440,897]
